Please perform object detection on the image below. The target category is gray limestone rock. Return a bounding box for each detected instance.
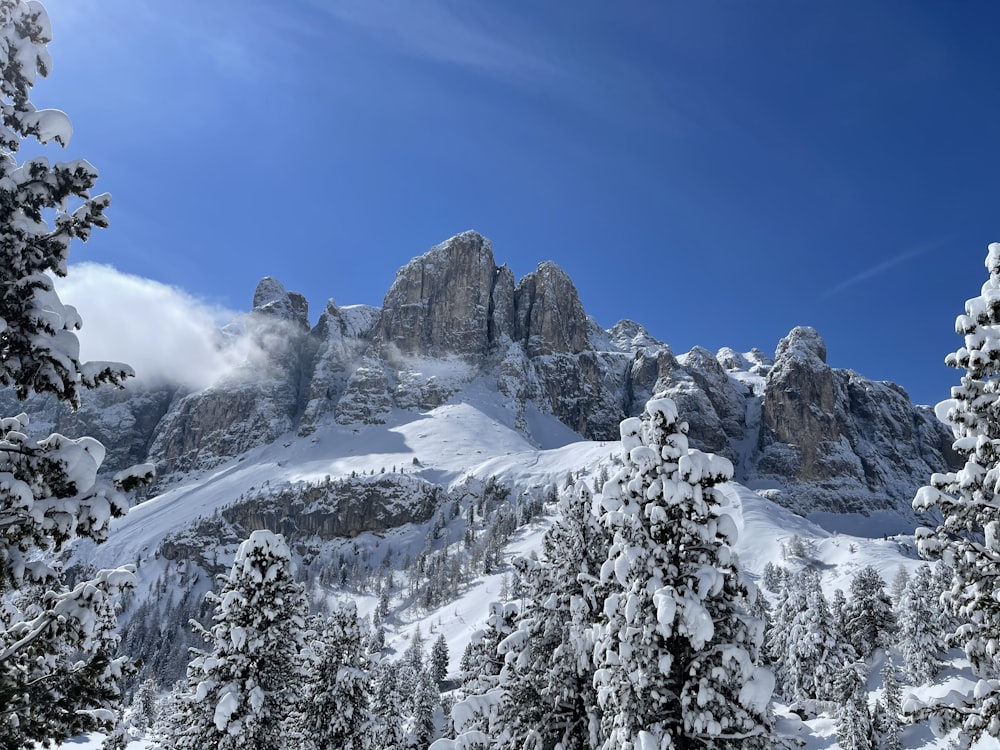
[375,231,511,359]
[514,261,590,357]
[1,234,958,536]
[759,326,838,478]
[753,326,958,521]
[146,279,310,473]
[252,276,309,328]
[608,319,664,353]
[298,301,379,434]
[335,356,393,425]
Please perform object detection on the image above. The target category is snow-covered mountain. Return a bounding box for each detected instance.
[6,231,956,531]
[26,230,971,748]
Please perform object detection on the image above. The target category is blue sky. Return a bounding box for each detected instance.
[36,0,1000,406]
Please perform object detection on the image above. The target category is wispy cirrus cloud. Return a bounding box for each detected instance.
[822,240,946,298]
[313,0,561,86]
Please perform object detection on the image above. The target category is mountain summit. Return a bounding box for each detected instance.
[1,231,957,529]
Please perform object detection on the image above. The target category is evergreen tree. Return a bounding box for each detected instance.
[409,668,440,749]
[440,602,517,749]
[371,660,406,750]
[836,662,873,750]
[0,1,153,745]
[897,564,943,685]
[431,632,450,685]
[766,573,801,698]
[913,242,1000,744]
[397,626,426,715]
[761,562,784,593]
[497,481,609,750]
[127,677,162,735]
[162,531,307,750]
[874,657,902,750]
[295,601,374,750]
[831,588,849,635]
[931,560,960,636]
[782,569,849,703]
[842,566,895,660]
[888,566,910,606]
[593,398,773,749]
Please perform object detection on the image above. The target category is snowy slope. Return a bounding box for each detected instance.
[74,468,985,749]
[60,369,984,749]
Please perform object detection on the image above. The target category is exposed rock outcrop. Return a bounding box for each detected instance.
[513,262,589,356]
[752,326,958,518]
[375,231,509,359]
[299,301,379,433]
[759,326,838,478]
[252,276,309,328]
[148,279,311,473]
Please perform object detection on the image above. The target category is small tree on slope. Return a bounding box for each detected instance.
[496,480,609,749]
[781,568,849,703]
[593,397,773,749]
[163,530,307,750]
[842,566,896,660]
[0,1,153,745]
[913,241,1000,745]
[897,564,944,685]
[294,601,374,750]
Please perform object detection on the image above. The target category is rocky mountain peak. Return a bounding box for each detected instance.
[608,320,663,353]
[716,347,773,374]
[513,261,589,356]
[41,233,956,531]
[375,230,510,359]
[252,277,309,328]
[774,325,827,365]
[761,326,837,457]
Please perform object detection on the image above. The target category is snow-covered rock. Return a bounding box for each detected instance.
[753,326,957,527]
[2,232,956,531]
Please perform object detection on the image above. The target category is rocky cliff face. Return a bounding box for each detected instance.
[750,326,958,517]
[148,278,312,474]
[376,231,505,360]
[8,231,958,525]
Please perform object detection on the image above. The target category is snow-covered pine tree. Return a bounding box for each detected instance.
[124,677,161,738]
[782,568,849,703]
[842,566,895,660]
[432,601,517,750]
[888,566,910,606]
[295,601,374,750]
[431,632,450,685]
[931,559,960,636]
[766,572,803,696]
[831,588,849,635]
[593,397,773,749]
[897,563,943,685]
[0,4,154,745]
[761,562,784,593]
[835,662,873,750]
[409,667,440,749]
[496,481,608,750]
[161,531,307,750]
[371,660,406,750]
[874,656,902,750]
[913,241,1000,744]
[396,625,427,717]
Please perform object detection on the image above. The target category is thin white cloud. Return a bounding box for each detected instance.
[317,0,560,85]
[54,263,253,390]
[822,241,943,298]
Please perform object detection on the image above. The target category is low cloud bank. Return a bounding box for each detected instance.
[56,263,258,390]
